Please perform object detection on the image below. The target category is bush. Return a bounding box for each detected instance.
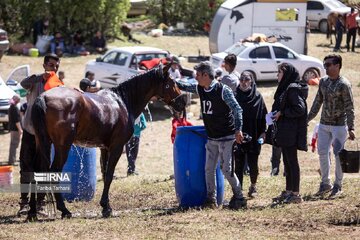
[147,0,224,31]
[0,0,130,43]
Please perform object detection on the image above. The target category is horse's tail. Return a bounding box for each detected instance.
[32,96,51,171]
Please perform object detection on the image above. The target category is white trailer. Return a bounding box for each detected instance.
[209,0,308,54]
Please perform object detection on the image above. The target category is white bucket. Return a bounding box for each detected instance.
[35,35,53,55]
[149,29,163,37]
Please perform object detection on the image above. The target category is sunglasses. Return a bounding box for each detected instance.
[323,62,336,68]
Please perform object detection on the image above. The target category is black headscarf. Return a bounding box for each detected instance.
[272,63,300,111]
[236,80,262,115]
[235,72,267,154]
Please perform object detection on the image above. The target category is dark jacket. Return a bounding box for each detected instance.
[276,83,308,151]
[235,82,267,154]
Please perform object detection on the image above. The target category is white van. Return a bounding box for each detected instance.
[0,65,29,130]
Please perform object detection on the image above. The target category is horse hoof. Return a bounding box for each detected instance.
[102,208,112,218]
[26,213,38,222]
[61,212,72,219]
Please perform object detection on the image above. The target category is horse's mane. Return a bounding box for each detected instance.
[110,66,164,114]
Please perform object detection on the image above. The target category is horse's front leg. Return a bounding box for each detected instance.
[100,146,123,218]
[52,145,72,219]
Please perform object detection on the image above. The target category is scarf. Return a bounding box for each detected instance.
[272,63,300,111]
[235,82,267,154]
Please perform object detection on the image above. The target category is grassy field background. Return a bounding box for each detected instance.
[0,32,359,239]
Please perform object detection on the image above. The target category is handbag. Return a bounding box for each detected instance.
[339,140,360,173]
[264,122,277,146]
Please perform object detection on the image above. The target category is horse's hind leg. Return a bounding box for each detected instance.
[100,149,109,181]
[52,144,73,219]
[100,146,123,217]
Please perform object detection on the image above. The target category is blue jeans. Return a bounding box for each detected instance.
[317,124,347,187]
[126,135,140,173]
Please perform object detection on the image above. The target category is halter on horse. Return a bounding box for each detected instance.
[29,63,186,221]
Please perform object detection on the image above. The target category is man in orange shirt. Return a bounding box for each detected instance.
[345,7,359,52]
[18,54,60,217]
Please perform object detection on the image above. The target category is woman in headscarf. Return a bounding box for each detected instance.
[234,71,267,198]
[271,63,308,204]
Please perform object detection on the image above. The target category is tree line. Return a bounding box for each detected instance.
[0,0,224,43]
[0,0,130,42]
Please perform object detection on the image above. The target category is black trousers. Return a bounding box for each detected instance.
[346,28,357,52]
[235,152,259,188]
[282,146,300,192]
[19,130,36,203]
[19,129,46,204]
[126,135,140,173]
[271,145,282,171]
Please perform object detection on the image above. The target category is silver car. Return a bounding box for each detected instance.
[210,41,325,83]
[85,46,169,89]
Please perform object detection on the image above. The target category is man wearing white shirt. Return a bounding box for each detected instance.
[221,54,240,92]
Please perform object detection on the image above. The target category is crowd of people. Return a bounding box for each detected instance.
[32,17,108,57]
[177,53,355,209]
[333,7,359,52]
[5,50,356,215]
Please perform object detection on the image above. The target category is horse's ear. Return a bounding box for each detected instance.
[163,62,171,75]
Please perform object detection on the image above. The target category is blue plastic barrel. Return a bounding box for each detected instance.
[173,126,224,207]
[52,145,97,201]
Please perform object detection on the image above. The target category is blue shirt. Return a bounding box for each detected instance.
[133,113,147,137]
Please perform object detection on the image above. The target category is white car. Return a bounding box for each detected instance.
[210,41,325,82]
[0,65,29,130]
[307,0,351,33]
[85,46,169,89]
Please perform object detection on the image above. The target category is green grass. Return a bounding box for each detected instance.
[0,32,359,239]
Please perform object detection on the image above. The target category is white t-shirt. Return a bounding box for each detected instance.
[169,68,181,80]
[221,70,240,92]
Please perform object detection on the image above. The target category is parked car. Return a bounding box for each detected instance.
[85,46,169,89]
[0,28,10,61]
[5,65,29,98]
[0,65,29,130]
[210,41,325,82]
[307,0,351,33]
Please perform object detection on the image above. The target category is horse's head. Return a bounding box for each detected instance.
[157,63,186,112]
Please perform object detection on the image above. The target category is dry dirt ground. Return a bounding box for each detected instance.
[0,32,359,240]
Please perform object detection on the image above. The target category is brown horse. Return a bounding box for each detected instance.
[327,12,346,45]
[29,63,186,221]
